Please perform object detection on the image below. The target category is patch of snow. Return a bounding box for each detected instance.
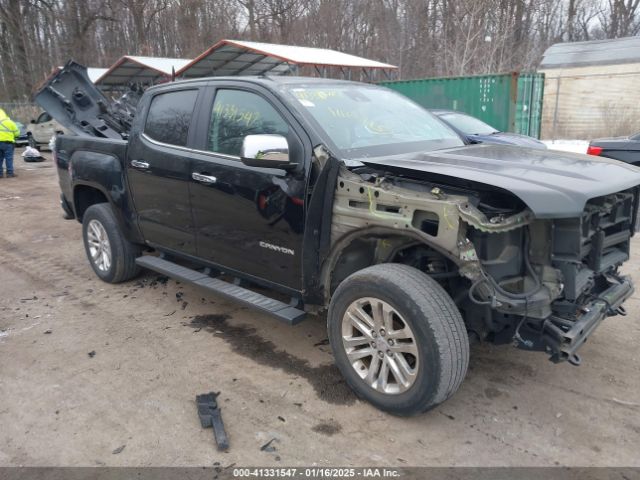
[543,139,589,154]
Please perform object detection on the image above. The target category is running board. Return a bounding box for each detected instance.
[135,256,306,325]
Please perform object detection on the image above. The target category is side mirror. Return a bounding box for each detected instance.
[30,119,36,124]
[241,134,294,170]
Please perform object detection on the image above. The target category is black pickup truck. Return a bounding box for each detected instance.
[37,62,640,415]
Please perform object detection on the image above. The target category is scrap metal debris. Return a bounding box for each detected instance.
[196,392,229,451]
[112,445,126,454]
[260,438,277,452]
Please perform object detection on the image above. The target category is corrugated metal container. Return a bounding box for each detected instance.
[380,72,544,138]
[515,73,545,138]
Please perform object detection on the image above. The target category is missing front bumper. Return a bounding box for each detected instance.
[541,275,634,363]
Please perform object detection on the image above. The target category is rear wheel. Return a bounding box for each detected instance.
[82,203,141,283]
[327,263,469,415]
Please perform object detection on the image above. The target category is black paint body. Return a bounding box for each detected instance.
[56,78,316,297]
[54,76,640,304]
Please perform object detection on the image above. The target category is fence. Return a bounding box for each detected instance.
[379,72,545,138]
[0,102,40,125]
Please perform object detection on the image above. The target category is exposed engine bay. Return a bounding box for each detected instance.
[329,165,638,365]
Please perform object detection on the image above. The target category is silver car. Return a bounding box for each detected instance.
[26,111,70,149]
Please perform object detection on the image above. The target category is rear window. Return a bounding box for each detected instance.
[144,89,198,147]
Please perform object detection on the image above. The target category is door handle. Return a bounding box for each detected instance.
[192,172,217,184]
[131,160,150,169]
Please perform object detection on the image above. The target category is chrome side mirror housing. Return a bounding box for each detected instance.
[240,134,293,169]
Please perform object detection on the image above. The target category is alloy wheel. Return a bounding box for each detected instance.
[87,219,112,272]
[341,297,419,394]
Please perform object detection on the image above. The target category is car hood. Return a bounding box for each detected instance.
[468,132,546,149]
[357,144,640,218]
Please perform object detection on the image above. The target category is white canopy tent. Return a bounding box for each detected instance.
[177,39,398,81]
[95,56,191,87]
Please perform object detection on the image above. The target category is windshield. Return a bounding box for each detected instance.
[438,112,498,136]
[283,84,463,157]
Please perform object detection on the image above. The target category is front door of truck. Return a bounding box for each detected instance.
[126,87,202,255]
[189,84,308,291]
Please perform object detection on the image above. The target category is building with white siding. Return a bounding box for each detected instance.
[539,36,640,140]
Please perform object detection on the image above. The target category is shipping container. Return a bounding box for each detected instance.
[380,72,544,138]
[515,73,545,138]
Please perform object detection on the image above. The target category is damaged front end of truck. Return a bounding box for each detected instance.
[324,147,640,365]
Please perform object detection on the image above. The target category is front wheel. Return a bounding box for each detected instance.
[82,203,141,283]
[327,263,469,415]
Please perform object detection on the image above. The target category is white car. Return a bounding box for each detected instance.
[26,111,70,149]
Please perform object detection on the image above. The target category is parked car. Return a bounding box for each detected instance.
[14,121,28,147]
[37,62,640,415]
[587,133,640,165]
[26,111,69,149]
[432,109,546,149]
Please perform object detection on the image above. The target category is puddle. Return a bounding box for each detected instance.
[188,314,356,405]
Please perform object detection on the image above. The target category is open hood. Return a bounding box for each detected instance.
[34,61,141,139]
[358,144,640,218]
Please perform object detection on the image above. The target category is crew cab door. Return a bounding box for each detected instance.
[189,84,308,291]
[126,87,202,255]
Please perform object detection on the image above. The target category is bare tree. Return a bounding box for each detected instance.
[0,0,638,100]
[600,0,640,36]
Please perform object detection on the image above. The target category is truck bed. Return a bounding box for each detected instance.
[55,135,128,209]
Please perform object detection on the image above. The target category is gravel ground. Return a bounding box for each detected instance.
[0,149,639,467]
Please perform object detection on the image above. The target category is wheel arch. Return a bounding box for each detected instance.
[72,181,144,246]
[68,145,145,245]
[73,183,110,222]
[320,226,462,304]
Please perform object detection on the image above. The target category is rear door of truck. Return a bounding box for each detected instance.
[126,86,205,255]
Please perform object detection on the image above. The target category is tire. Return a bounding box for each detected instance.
[327,263,469,415]
[82,203,141,283]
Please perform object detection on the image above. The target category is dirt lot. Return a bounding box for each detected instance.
[1,148,639,467]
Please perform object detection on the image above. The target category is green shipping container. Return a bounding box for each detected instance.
[515,73,545,138]
[379,72,544,139]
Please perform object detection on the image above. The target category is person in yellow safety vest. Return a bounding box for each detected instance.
[0,108,20,178]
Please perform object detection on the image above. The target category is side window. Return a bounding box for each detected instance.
[144,89,198,147]
[208,89,289,157]
[37,112,52,123]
